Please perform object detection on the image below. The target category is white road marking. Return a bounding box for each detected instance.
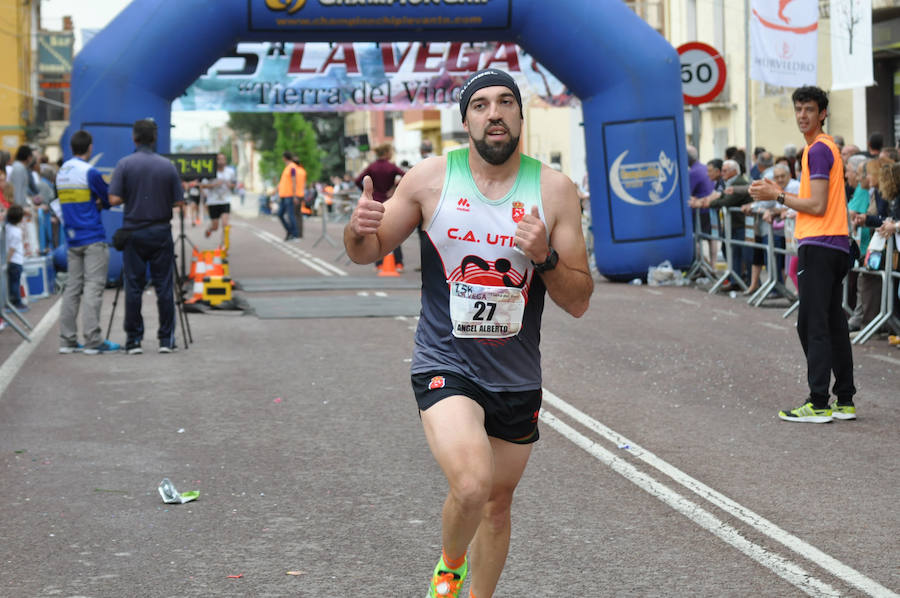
[759,322,787,331]
[540,410,842,597]
[541,389,897,598]
[711,308,738,317]
[645,289,663,295]
[0,299,61,399]
[866,354,900,366]
[676,297,700,306]
[237,222,348,276]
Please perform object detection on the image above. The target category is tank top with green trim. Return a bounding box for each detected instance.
[411,148,547,392]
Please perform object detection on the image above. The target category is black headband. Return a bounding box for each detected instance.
[458,69,522,121]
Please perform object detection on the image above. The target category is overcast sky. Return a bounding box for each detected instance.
[41,0,227,140]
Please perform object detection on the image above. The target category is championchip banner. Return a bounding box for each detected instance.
[250,0,511,32]
[750,0,818,87]
[172,42,576,113]
[830,0,874,90]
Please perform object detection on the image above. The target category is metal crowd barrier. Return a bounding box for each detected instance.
[0,223,33,341]
[689,206,796,303]
[689,204,900,345]
[850,234,899,345]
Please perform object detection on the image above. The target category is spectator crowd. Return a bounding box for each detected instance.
[687,131,900,349]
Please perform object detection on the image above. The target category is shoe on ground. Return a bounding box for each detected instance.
[8,303,29,313]
[126,343,143,355]
[426,556,468,598]
[204,229,212,238]
[848,323,862,333]
[158,344,177,354]
[831,401,857,420]
[778,401,833,423]
[84,340,121,355]
[59,343,85,354]
[396,264,405,273]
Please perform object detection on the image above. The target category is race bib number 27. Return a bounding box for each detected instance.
[449,281,525,339]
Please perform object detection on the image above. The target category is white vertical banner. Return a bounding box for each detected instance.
[830,0,874,90]
[750,0,819,87]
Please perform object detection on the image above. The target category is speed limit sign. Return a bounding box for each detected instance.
[677,42,726,106]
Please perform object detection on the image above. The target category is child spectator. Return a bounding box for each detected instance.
[5,204,27,311]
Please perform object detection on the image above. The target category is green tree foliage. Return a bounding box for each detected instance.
[310,113,346,181]
[228,112,341,184]
[227,113,276,150]
[261,113,321,184]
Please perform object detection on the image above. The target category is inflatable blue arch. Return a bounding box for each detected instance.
[65,0,692,280]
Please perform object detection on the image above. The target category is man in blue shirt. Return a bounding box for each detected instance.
[109,119,184,354]
[57,130,120,355]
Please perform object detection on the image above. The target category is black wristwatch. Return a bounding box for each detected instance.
[532,247,559,273]
[776,192,786,205]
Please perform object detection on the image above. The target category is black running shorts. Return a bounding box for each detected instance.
[208,204,230,220]
[411,371,542,444]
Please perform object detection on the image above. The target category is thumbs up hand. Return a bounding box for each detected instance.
[515,205,549,263]
[349,176,384,236]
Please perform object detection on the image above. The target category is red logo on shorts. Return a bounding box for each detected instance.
[531,409,540,423]
[428,376,446,390]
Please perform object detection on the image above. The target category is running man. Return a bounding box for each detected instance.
[201,153,235,240]
[750,85,856,422]
[344,68,593,598]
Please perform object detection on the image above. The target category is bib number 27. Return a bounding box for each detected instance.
[473,301,497,321]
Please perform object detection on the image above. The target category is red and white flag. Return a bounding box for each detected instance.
[750,0,819,87]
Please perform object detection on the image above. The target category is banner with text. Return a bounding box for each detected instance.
[830,0,874,90]
[250,0,511,32]
[750,0,818,87]
[172,42,576,113]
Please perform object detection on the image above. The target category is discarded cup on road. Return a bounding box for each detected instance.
[158,478,199,504]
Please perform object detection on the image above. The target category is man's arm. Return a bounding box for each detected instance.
[344,161,432,265]
[749,178,827,216]
[170,169,185,208]
[87,168,110,209]
[516,167,592,318]
[108,163,124,206]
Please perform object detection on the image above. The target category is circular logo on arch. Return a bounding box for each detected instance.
[608,149,678,206]
[265,0,306,13]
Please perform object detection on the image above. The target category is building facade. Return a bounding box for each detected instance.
[0,0,39,154]
[642,0,898,164]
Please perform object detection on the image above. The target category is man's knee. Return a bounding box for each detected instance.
[449,470,493,513]
[481,491,515,531]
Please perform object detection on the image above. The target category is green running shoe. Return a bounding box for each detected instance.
[831,402,857,420]
[778,402,833,423]
[426,556,468,598]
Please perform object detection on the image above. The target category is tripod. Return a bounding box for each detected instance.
[105,251,193,350]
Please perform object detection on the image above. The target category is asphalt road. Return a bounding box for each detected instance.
[0,210,897,598]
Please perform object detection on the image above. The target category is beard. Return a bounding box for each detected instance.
[472,123,519,165]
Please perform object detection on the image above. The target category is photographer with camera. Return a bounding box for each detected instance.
[108,119,184,355]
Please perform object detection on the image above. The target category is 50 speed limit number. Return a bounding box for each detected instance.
[676,42,726,106]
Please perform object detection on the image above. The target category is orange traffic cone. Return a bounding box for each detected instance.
[188,248,202,281]
[379,253,400,277]
[209,248,225,278]
[185,259,206,304]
